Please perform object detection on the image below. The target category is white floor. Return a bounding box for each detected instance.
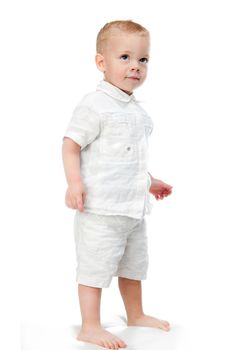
[20,316,191,350]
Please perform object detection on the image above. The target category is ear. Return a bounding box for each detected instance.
[95,53,105,73]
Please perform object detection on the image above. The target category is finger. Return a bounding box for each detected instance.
[163,185,173,193]
[71,197,78,209]
[77,197,84,212]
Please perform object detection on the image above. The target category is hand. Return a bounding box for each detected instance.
[65,181,86,212]
[149,178,173,200]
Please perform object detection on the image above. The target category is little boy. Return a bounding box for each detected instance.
[62,20,173,349]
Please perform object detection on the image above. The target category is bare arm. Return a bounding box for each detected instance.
[62,137,86,212]
[62,137,82,184]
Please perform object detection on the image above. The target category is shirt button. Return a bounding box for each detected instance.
[126,146,131,151]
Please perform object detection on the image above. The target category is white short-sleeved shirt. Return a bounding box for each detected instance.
[64,80,154,219]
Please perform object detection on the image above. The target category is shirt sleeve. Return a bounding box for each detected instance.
[63,104,101,150]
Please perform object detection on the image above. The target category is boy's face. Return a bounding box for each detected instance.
[96,30,150,95]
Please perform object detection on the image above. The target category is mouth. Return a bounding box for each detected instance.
[126,76,140,81]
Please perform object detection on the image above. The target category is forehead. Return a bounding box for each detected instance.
[106,30,150,54]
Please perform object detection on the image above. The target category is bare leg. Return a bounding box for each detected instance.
[77,284,127,349]
[118,277,170,331]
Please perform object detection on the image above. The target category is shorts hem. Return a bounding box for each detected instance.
[76,276,111,288]
[115,271,147,281]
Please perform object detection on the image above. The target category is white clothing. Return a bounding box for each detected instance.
[74,211,148,288]
[64,80,154,219]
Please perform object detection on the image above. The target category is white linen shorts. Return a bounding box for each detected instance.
[73,211,149,288]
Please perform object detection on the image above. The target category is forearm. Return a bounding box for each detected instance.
[62,140,82,185]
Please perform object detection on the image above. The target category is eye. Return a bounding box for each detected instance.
[120,54,129,61]
[140,57,149,63]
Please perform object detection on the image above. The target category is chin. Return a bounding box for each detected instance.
[124,82,141,90]
[120,87,133,95]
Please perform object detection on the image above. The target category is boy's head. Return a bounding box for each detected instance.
[95,20,150,95]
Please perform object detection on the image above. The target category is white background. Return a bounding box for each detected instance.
[0,0,247,349]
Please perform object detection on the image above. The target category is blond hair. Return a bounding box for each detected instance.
[96,20,149,54]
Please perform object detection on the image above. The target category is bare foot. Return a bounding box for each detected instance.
[77,326,127,349]
[128,314,170,331]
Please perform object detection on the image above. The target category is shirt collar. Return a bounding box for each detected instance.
[96,80,137,103]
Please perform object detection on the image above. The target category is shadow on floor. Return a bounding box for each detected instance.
[21,315,191,350]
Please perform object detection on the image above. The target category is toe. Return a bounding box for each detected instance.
[118,339,127,348]
[99,340,105,347]
[112,341,119,349]
[111,337,120,349]
[108,341,115,349]
[102,340,111,349]
[111,342,118,350]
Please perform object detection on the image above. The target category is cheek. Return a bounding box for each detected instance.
[141,67,148,79]
[115,65,127,78]
[143,65,148,74]
[110,62,121,73]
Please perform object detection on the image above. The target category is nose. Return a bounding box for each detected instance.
[130,60,140,71]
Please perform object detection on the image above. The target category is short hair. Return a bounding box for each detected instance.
[96,20,150,54]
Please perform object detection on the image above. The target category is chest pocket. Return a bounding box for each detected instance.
[100,113,137,162]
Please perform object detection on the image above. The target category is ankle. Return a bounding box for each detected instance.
[127,312,145,323]
[82,322,102,331]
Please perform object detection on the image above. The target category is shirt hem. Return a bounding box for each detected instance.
[81,207,145,220]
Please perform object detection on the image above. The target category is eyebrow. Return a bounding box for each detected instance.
[119,50,150,58]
